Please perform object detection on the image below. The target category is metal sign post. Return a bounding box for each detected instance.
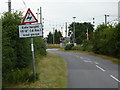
[31,38,36,81]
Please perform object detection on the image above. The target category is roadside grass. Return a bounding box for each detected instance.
[60,49,120,64]
[47,44,60,48]
[6,53,67,88]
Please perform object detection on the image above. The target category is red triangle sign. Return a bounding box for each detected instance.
[22,8,38,24]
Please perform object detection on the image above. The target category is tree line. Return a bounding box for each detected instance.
[47,29,62,44]
[67,22,120,59]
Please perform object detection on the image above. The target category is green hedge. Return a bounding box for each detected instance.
[2,12,46,85]
[65,44,74,50]
[93,24,120,59]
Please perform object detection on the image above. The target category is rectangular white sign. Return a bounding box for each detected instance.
[19,24,42,38]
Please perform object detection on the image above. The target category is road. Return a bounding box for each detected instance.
[47,49,120,88]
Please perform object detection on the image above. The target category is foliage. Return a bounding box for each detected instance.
[47,30,62,44]
[47,32,53,44]
[93,24,120,58]
[34,37,47,56]
[64,44,74,50]
[2,12,31,73]
[47,44,60,48]
[2,12,46,84]
[71,46,84,51]
[68,22,94,44]
[4,54,67,88]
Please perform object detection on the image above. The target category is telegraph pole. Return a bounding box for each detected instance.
[40,7,44,37]
[8,0,11,13]
[93,18,95,24]
[86,29,89,40]
[36,9,40,21]
[65,22,67,37]
[73,17,76,43]
[105,14,109,25]
[40,7,42,24]
[118,1,120,23]
[53,27,55,44]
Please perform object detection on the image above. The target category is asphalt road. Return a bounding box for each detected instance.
[47,49,120,88]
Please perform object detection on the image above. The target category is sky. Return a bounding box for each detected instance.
[0,0,119,37]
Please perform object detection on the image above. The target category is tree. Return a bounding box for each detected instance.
[92,24,120,59]
[47,30,62,44]
[54,30,62,44]
[47,32,53,44]
[68,22,94,44]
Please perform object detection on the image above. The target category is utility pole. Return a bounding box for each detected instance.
[93,18,95,24]
[73,17,76,43]
[53,27,55,44]
[40,7,44,37]
[105,14,109,25]
[118,1,120,23]
[65,22,67,37]
[36,9,40,21]
[86,29,89,40]
[40,7,42,24]
[8,0,11,13]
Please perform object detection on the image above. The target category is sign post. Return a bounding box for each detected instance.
[19,8,41,81]
[31,38,36,81]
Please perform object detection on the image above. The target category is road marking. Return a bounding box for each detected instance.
[83,60,92,63]
[96,65,105,72]
[110,75,120,83]
[84,58,90,60]
[94,62,99,64]
[80,57,84,59]
[74,55,79,58]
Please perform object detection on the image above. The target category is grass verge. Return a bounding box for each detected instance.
[5,53,67,88]
[47,44,60,48]
[60,49,120,64]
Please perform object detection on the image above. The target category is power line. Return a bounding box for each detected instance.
[22,0,27,9]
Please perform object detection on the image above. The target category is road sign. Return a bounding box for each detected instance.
[19,23,42,38]
[22,8,38,24]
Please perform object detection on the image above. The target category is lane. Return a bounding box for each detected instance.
[47,49,119,88]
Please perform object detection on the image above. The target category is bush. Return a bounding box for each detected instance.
[93,24,120,59]
[3,69,30,84]
[65,44,74,50]
[34,37,47,56]
[3,68,40,85]
[72,46,84,50]
[2,12,46,85]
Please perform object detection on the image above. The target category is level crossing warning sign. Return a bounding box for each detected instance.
[22,8,38,24]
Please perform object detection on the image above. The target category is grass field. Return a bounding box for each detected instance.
[6,53,67,88]
[60,49,120,64]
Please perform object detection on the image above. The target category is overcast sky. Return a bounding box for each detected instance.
[0,0,119,37]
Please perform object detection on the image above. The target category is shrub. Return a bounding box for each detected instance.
[71,46,84,51]
[65,44,74,50]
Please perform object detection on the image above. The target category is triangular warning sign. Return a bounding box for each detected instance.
[22,8,38,24]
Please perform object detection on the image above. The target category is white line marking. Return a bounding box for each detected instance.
[84,58,90,60]
[95,62,99,64]
[83,60,92,63]
[110,75,120,83]
[96,65,105,72]
[74,55,79,58]
[80,57,84,59]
